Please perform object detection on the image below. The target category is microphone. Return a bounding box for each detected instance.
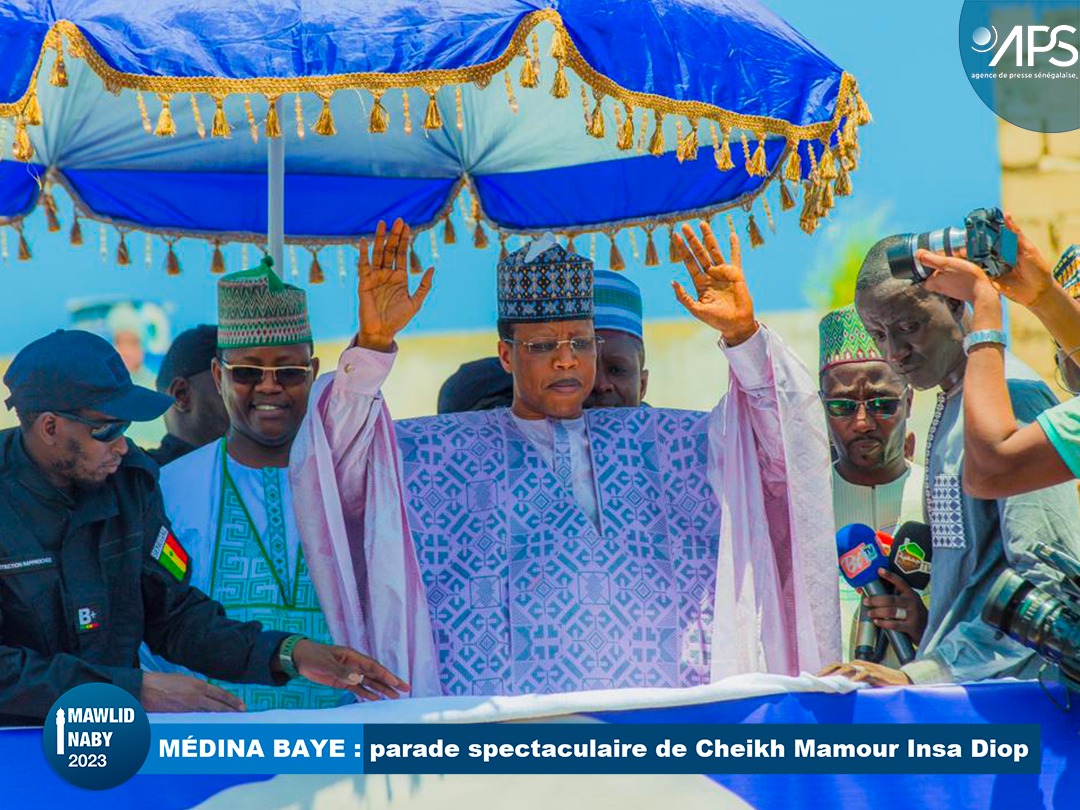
[853,602,882,662]
[887,521,933,591]
[837,523,916,665]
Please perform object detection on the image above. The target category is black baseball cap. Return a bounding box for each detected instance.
[156,325,218,392]
[4,329,173,421]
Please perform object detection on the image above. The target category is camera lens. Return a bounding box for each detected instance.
[983,570,1080,664]
[886,227,968,283]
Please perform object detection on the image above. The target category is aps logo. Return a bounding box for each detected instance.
[971,24,1079,67]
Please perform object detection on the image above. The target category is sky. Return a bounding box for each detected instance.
[0,0,1003,354]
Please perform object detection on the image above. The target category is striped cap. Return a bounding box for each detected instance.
[1052,245,1080,298]
[217,257,312,350]
[593,270,643,339]
[819,304,883,372]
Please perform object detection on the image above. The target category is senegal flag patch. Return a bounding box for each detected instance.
[151,526,188,582]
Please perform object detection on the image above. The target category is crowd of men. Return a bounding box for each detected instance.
[3,214,1080,722]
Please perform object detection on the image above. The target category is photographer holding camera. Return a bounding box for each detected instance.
[919,221,1080,497]
[825,211,1080,688]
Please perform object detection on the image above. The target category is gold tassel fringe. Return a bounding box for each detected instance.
[309,252,325,284]
[369,92,389,133]
[455,86,464,131]
[155,94,176,137]
[783,142,802,182]
[551,61,570,98]
[265,95,281,138]
[780,181,796,211]
[587,94,605,138]
[504,73,519,114]
[855,91,873,126]
[499,235,509,262]
[137,92,152,134]
[50,41,68,87]
[211,96,231,138]
[69,217,84,246]
[819,141,838,180]
[644,229,659,267]
[295,94,305,139]
[550,29,567,60]
[165,243,181,275]
[402,90,413,135]
[211,241,225,274]
[42,192,61,232]
[13,118,33,161]
[314,92,336,136]
[677,118,699,163]
[116,233,131,266]
[443,216,456,245]
[668,224,681,262]
[616,103,634,150]
[424,90,443,130]
[244,96,259,143]
[609,233,626,271]
[473,220,489,249]
[190,95,206,138]
[25,90,42,126]
[17,230,31,261]
[648,111,665,156]
[747,214,764,248]
[711,124,734,171]
[763,198,776,233]
[519,44,539,88]
[567,235,576,255]
[409,247,423,275]
[748,132,767,177]
[835,164,852,197]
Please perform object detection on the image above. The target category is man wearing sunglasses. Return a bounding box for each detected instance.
[299,225,838,696]
[829,227,1080,688]
[0,330,406,725]
[817,305,927,662]
[148,220,441,707]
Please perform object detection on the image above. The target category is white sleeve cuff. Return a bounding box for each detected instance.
[717,324,770,389]
[901,654,953,685]
[332,344,397,396]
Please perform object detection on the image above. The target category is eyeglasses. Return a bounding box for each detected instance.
[54,412,131,442]
[219,361,312,387]
[504,337,604,355]
[821,391,908,420]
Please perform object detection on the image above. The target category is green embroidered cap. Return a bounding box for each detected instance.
[818,304,883,372]
[217,256,312,350]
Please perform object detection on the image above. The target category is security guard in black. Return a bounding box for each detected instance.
[0,330,288,725]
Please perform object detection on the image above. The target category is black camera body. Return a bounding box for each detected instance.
[982,543,1080,691]
[887,207,1020,283]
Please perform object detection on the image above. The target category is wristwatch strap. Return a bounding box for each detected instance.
[277,634,307,680]
[962,328,1008,355]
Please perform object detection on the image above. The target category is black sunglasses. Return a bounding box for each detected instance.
[54,412,131,442]
[220,361,312,387]
[821,395,906,419]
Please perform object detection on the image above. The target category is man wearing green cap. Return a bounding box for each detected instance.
[149,220,440,708]
[298,225,840,695]
[818,304,926,659]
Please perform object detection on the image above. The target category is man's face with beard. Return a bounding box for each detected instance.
[49,409,130,489]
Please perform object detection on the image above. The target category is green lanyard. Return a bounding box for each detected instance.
[215,439,294,605]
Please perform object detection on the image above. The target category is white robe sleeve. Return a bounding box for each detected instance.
[288,345,441,696]
[708,326,841,678]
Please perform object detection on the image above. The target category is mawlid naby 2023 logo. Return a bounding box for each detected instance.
[959,1,1079,133]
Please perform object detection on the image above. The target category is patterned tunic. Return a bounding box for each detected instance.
[396,407,722,694]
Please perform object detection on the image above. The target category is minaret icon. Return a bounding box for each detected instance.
[56,708,66,756]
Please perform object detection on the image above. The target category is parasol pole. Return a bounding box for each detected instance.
[267,135,285,270]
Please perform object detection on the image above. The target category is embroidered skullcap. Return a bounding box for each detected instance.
[217,256,312,350]
[497,233,593,323]
[818,304,883,372]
